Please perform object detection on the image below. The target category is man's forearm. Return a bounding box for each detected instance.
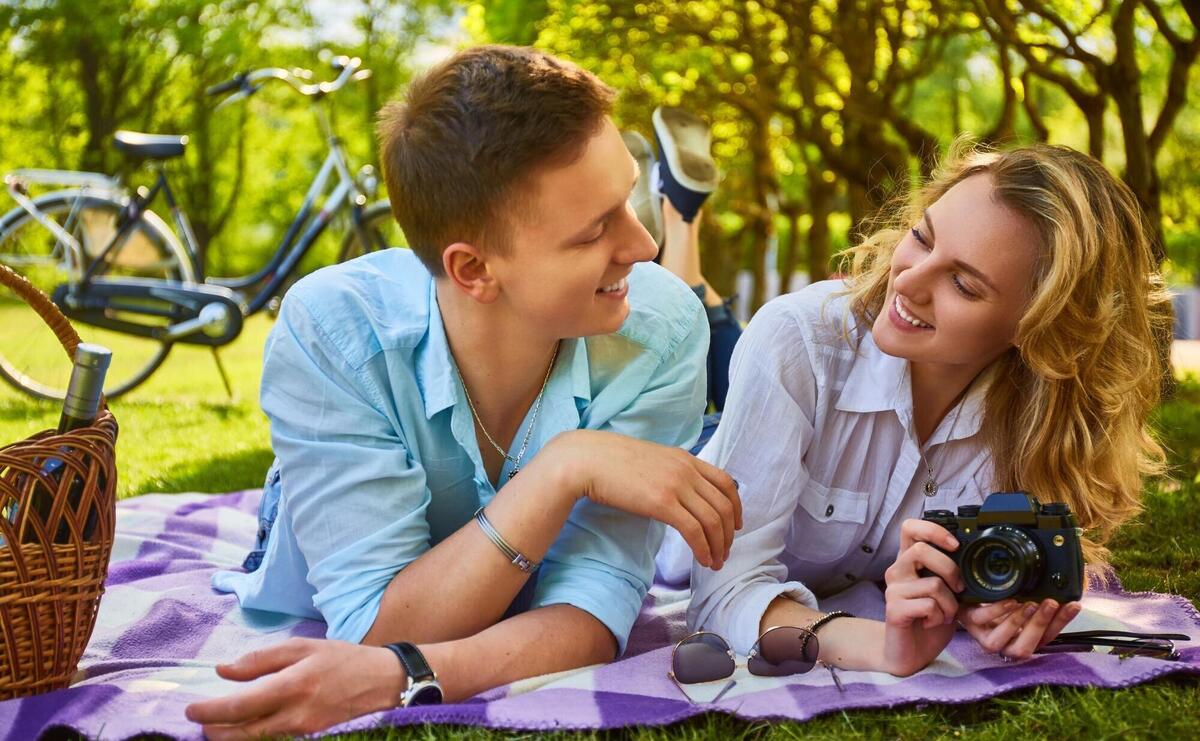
[419,603,617,702]
[362,437,581,645]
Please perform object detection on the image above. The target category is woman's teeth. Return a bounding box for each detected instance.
[895,296,932,328]
[599,278,627,293]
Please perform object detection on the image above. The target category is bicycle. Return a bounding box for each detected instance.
[0,56,402,400]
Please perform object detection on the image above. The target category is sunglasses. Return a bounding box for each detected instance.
[1037,629,1189,661]
[668,626,841,704]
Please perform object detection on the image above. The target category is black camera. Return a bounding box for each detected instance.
[921,491,1084,605]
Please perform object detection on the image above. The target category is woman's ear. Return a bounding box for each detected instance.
[442,242,500,303]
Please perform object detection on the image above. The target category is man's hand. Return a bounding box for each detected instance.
[880,518,964,676]
[958,597,1081,660]
[185,638,404,740]
[545,430,742,569]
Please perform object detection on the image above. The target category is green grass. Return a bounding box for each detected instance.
[2,318,1200,738]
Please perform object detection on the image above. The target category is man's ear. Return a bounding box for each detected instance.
[442,242,500,303]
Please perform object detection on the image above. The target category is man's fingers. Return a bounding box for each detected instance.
[691,457,742,530]
[668,503,714,568]
[899,518,958,552]
[214,638,317,681]
[690,471,736,557]
[186,673,296,726]
[678,489,726,569]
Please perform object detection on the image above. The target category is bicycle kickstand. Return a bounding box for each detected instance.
[211,347,234,400]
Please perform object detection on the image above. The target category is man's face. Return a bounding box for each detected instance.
[486,118,660,338]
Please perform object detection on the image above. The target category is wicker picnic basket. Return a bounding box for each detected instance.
[0,264,118,700]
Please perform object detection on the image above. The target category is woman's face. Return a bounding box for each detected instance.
[872,172,1041,373]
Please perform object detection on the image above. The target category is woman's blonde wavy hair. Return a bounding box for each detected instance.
[839,140,1172,563]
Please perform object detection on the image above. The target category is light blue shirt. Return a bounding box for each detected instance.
[213,248,708,653]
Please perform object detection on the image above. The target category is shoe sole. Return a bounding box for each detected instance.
[621,130,664,245]
[653,107,718,192]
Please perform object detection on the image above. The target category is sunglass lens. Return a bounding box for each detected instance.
[672,633,735,684]
[748,627,819,677]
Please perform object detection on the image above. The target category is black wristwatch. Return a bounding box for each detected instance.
[384,642,444,707]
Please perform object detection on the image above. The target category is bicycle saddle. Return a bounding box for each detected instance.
[113,131,189,160]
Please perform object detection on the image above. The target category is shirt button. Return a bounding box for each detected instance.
[861,544,874,554]
[825,504,835,517]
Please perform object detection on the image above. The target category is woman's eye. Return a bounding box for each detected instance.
[911,226,930,248]
[952,275,978,299]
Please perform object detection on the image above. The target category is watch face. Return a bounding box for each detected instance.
[408,682,444,706]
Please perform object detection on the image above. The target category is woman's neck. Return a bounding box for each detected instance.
[909,360,984,446]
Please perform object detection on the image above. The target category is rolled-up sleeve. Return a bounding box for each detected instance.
[529,301,709,655]
[686,299,822,656]
[263,291,430,643]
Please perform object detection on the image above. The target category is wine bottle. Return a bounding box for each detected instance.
[20,343,112,544]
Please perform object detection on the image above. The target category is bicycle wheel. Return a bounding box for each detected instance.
[337,200,405,262]
[0,191,193,400]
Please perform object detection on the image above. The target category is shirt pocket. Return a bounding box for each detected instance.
[790,480,870,563]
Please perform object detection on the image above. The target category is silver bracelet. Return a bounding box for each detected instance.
[474,506,539,573]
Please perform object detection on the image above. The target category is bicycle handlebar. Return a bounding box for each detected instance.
[206,57,369,105]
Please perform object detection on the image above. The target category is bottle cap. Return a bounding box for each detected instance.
[73,343,112,372]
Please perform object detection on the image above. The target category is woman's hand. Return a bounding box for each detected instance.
[880,518,965,676]
[544,430,742,569]
[185,638,405,740]
[958,597,1081,660]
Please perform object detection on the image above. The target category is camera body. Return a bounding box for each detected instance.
[922,491,1084,605]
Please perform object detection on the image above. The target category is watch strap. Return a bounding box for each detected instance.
[384,641,435,683]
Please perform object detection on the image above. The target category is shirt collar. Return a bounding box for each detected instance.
[835,330,994,444]
[416,278,458,420]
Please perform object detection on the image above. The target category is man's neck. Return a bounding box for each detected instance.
[435,280,561,445]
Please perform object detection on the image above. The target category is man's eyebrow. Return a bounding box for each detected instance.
[924,210,997,293]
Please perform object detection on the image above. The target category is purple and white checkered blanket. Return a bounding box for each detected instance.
[2,491,1199,739]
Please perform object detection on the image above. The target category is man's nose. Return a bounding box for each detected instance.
[616,204,660,264]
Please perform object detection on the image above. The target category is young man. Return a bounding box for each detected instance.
[186,46,741,738]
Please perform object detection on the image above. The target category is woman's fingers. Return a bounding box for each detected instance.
[888,541,963,592]
[959,599,1020,629]
[886,596,945,628]
[899,518,959,553]
[975,601,1039,654]
[887,577,959,627]
[1038,601,1083,648]
[1003,599,1068,660]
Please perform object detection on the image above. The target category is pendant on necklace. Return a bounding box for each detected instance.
[507,467,519,480]
[923,478,938,497]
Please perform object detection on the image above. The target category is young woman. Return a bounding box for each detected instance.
[658,141,1172,676]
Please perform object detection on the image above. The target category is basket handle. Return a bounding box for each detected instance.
[0,263,82,363]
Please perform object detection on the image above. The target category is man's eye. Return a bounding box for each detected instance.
[581,225,605,244]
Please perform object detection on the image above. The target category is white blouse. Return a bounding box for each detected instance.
[656,280,994,655]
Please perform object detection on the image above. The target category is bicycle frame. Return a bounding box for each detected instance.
[26,101,377,319]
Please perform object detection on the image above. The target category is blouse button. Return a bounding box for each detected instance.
[845,573,857,582]
[825,504,835,517]
[861,544,874,554]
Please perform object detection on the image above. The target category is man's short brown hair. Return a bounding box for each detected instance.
[377,45,616,276]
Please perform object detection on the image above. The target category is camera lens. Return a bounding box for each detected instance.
[962,525,1042,600]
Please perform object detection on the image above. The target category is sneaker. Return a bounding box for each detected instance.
[621,130,663,246]
[652,106,719,222]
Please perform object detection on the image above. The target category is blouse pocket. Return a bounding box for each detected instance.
[791,480,870,563]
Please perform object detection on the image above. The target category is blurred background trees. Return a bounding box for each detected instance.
[0,0,1196,314]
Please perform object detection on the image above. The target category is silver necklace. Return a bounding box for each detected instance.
[458,343,559,481]
[916,397,966,497]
